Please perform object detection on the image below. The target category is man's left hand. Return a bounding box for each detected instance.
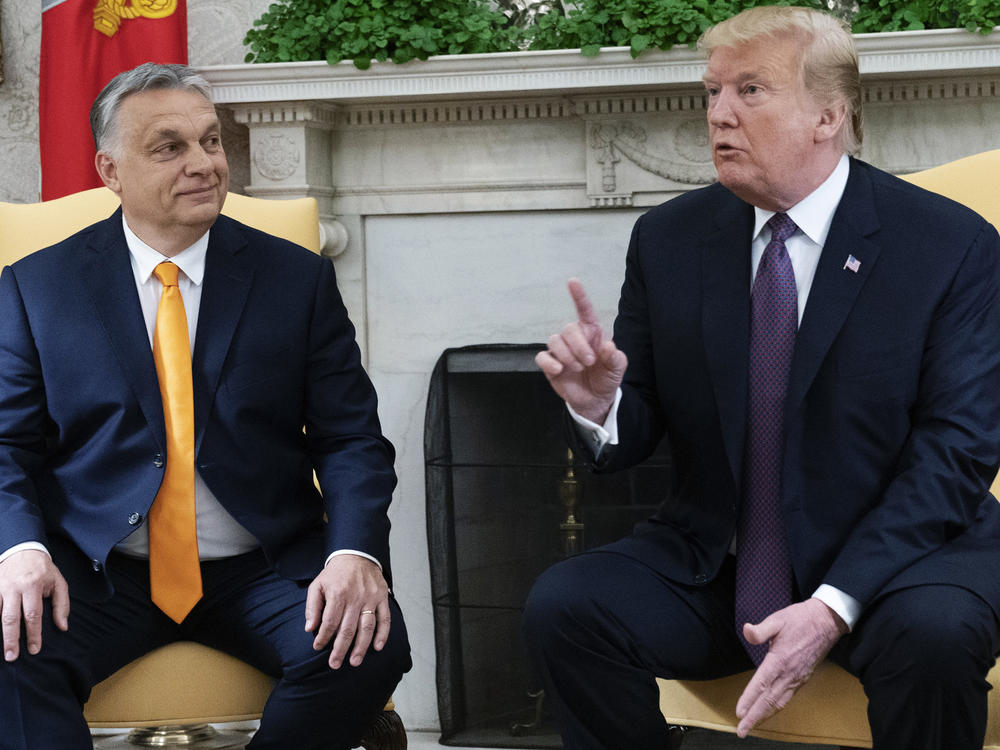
[735,598,848,738]
[305,555,390,670]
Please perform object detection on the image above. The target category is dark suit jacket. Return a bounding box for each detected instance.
[575,158,1000,615]
[0,209,396,600]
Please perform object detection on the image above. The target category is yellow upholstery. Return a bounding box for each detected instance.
[0,189,402,737]
[0,186,321,267]
[660,661,1000,748]
[84,642,275,728]
[658,150,1000,748]
[902,149,1000,234]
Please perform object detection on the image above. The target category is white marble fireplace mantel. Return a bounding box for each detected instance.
[203,29,1000,221]
[199,30,1000,733]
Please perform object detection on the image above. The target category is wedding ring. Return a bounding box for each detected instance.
[361,609,376,616]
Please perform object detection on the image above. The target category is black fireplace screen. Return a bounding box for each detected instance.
[425,344,670,747]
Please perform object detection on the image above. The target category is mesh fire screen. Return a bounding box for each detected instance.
[425,344,670,747]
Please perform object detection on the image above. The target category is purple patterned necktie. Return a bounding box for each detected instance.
[735,212,798,665]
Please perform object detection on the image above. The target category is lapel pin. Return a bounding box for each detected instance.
[843,254,861,273]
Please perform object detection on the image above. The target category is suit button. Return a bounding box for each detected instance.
[128,512,143,526]
[693,573,708,585]
[153,454,164,468]
[91,559,102,572]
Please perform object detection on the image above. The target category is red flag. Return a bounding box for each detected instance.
[39,0,188,201]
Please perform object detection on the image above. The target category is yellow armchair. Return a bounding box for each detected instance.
[657,150,1000,750]
[0,189,403,749]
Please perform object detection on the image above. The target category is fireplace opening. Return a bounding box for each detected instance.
[425,344,670,747]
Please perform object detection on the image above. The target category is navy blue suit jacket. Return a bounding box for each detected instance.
[0,210,396,600]
[578,158,1000,615]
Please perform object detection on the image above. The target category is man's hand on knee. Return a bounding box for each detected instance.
[735,598,847,738]
[0,549,69,661]
[304,555,390,670]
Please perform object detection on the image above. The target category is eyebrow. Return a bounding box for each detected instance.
[147,120,221,143]
[702,69,771,85]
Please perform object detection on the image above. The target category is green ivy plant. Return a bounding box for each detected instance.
[527,0,826,57]
[243,0,521,69]
[244,0,1000,69]
[851,0,1000,33]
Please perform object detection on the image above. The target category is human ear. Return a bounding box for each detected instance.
[815,102,848,145]
[95,151,123,195]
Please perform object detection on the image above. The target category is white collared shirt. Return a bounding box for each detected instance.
[115,218,261,559]
[569,154,860,628]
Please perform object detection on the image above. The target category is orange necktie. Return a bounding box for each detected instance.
[148,261,202,623]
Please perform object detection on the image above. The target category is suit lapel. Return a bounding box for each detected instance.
[79,210,166,449]
[192,216,253,454]
[786,160,882,412]
[701,196,754,485]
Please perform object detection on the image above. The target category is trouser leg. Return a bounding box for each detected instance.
[0,554,176,750]
[832,584,1000,750]
[187,552,412,750]
[522,548,751,750]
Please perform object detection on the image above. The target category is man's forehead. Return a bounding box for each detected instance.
[703,37,799,79]
[117,90,218,137]
[120,89,217,122]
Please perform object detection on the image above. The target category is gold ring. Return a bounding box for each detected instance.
[361,609,376,616]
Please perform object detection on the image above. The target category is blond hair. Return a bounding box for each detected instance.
[699,6,863,155]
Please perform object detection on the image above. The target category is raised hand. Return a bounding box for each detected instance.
[535,278,628,424]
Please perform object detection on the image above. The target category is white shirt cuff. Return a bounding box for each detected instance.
[325,549,382,571]
[812,583,862,631]
[0,542,50,566]
[567,388,623,458]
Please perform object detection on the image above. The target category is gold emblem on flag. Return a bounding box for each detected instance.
[94,0,178,38]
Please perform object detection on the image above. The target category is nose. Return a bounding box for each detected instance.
[184,145,213,175]
[707,89,738,128]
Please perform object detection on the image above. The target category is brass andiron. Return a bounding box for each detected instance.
[559,448,584,557]
[512,448,585,738]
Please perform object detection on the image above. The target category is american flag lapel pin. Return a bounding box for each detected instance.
[843,254,861,273]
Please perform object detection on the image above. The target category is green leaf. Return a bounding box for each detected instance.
[581,43,602,56]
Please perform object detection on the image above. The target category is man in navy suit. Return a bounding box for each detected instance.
[0,63,410,749]
[526,6,1000,749]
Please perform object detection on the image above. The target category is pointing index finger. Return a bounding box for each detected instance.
[568,278,600,327]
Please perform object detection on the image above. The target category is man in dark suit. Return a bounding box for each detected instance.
[0,63,410,749]
[525,6,1000,749]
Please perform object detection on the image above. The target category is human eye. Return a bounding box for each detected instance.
[203,135,222,151]
[704,83,720,97]
[152,142,179,158]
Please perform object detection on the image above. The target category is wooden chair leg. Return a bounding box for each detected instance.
[360,709,407,750]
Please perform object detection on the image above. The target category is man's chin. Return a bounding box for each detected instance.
[178,202,224,230]
[713,164,745,194]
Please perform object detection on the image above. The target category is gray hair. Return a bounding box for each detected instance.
[91,63,213,156]
[698,6,863,155]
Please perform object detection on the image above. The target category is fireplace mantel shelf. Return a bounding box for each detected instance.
[203,28,1000,105]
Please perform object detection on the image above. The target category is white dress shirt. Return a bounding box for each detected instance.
[569,154,861,628]
[0,216,377,570]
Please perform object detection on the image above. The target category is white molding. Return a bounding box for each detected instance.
[202,28,1000,105]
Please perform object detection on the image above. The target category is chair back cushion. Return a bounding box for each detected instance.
[0,187,320,268]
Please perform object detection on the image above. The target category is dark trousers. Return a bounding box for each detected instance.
[0,550,411,750]
[523,543,1000,750]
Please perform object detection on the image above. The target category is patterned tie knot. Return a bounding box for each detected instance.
[154,261,179,288]
[767,213,797,244]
